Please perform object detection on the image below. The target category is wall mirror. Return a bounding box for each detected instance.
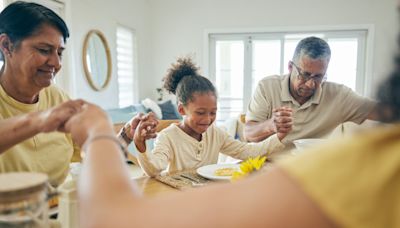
[82,30,112,91]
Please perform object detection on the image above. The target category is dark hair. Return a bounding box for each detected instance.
[163,57,217,105]
[377,39,400,122]
[292,36,331,63]
[0,1,69,60]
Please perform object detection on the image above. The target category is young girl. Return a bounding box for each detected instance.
[133,57,287,177]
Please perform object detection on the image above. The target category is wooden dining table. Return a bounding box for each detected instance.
[133,176,178,196]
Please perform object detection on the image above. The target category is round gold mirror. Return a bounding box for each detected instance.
[82,30,112,91]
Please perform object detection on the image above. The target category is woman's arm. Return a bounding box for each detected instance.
[0,112,42,153]
[0,100,83,153]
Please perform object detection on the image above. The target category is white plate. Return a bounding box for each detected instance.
[293,138,327,151]
[196,164,240,181]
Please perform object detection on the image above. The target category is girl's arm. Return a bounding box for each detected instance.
[136,132,172,177]
[218,125,285,160]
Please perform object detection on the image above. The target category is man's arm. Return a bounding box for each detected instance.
[244,119,276,142]
[245,107,293,142]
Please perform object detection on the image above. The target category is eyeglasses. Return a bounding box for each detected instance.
[290,61,326,84]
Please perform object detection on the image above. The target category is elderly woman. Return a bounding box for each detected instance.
[0,1,157,187]
[0,1,82,187]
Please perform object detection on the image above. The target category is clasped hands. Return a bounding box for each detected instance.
[271,107,293,140]
[35,100,159,151]
[129,113,159,153]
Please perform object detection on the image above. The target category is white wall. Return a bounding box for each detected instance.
[147,0,398,98]
[67,0,151,109]
[66,0,398,108]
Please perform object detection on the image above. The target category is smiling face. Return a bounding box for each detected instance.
[178,92,217,138]
[288,56,329,104]
[7,24,65,90]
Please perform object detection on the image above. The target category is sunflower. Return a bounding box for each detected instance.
[231,155,267,181]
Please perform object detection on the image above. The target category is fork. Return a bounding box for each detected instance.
[177,175,205,187]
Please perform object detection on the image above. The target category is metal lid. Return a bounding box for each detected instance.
[0,172,48,203]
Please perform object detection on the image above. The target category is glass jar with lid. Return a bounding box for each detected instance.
[0,172,49,228]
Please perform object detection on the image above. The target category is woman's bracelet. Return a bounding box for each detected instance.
[118,124,133,146]
[82,134,128,158]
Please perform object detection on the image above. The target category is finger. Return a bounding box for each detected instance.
[130,113,145,129]
[140,128,148,137]
[276,127,292,133]
[276,121,293,128]
[144,133,157,139]
[275,111,293,117]
[145,128,157,136]
[274,117,293,123]
[138,122,156,134]
[147,112,157,118]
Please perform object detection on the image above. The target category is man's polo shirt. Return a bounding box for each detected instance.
[246,74,376,153]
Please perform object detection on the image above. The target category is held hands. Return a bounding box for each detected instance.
[64,103,113,147]
[272,107,293,140]
[131,112,158,153]
[37,99,85,133]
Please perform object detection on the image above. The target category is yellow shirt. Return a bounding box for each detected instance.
[280,124,400,228]
[0,84,80,187]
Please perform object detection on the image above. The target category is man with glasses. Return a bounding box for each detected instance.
[244,36,377,156]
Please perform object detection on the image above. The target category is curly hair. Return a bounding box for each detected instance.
[163,57,217,105]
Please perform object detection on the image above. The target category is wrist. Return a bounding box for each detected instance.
[28,111,44,134]
[118,124,133,145]
[266,119,277,134]
[277,132,285,141]
[83,134,128,158]
[90,123,114,135]
[133,135,146,153]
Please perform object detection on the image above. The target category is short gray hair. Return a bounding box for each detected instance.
[292,37,331,63]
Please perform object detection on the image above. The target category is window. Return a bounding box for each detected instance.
[116,26,137,108]
[209,30,368,121]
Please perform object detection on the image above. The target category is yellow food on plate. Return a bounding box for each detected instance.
[214,167,237,176]
[48,195,59,208]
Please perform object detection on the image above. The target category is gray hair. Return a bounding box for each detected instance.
[292,37,331,63]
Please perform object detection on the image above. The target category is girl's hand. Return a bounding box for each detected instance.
[132,113,158,152]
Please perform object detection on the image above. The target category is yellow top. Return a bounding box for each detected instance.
[280,124,400,228]
[0,85,80,187]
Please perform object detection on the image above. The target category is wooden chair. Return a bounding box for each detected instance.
[113,119,180,164]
